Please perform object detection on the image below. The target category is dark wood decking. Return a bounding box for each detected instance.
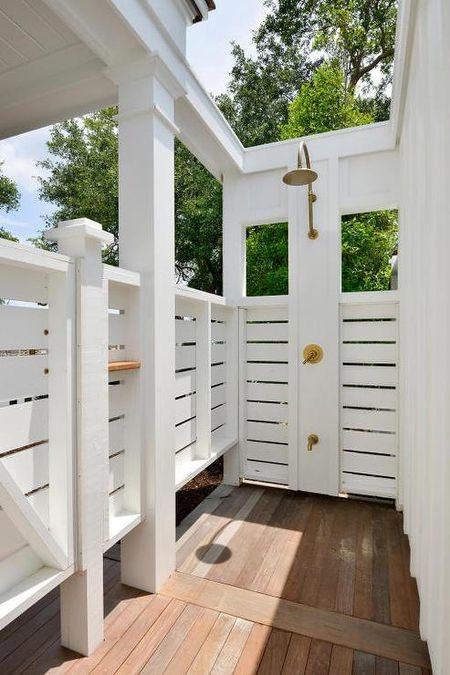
[0,484,430,673]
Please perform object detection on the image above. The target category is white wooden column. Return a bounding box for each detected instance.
[46,218,113,656]
[110,58,181,592]
[222,172,245,485]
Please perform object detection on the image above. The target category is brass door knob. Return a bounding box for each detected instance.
[302,344,323,364]
[307,434,319,451]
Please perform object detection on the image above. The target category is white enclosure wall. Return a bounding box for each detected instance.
[399,2,450,673]
[224,128,399,496]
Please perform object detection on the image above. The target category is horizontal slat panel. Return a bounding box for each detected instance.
[342,408,397,432]
[246,322,288,342]
[0,305,48,350]
[175,371,196,398]
[246,307,288,322]
[246,440,288,465]
[247,420,288,444]
[0,267,47,303]
[247,401,288,423]
[341,342,397,364]
[211,342,226,364]
[109,417,125,455]
[0,355,48,402]
[211,321,226,341]
[342,304,398,320]
[246,362,289,383]
[340,473,396,498]
[2,443,49,494]
[176,345,196,371]
[341,451,397,477]
[211,363,226,386]
[341,365,397,386]
[246,381,288,402]
[109,452,124,493]
[175,394,196,426]
[176,318,196,343]
[244,460,288,485]
[341,429,397,454]
[246,343,288,362]
[0,511,25,561]
[176,443,196,477]
[109,382,126,418]
[109,312,126,346]
[341,386,397,409]
[0,398,48,454]
[342,320,397,342]
[211,384,226,408]
[211,404,226,430]
[176,418,196,452]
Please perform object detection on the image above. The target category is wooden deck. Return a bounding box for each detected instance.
[0,484,431,673]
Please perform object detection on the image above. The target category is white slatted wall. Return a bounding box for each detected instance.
[340,297,399,498]
[107,275,141,546]
[175,307,197,469]
[241,305,289,485]
[211,307,227,441]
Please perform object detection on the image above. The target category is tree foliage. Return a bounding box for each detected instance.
[342,210,398,292]
[281,63,372,139]
[246,223,288,296]
[0,161,20,213]
[0,226,18,242]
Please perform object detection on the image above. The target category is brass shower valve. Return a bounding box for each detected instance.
[302,344,324,364]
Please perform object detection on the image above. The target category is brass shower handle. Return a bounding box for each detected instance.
[302,344,324,364]
[307,434,319,452]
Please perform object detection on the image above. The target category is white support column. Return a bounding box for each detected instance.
[110,58,182,592]
[222,171,245,485]
[46,218,113,656]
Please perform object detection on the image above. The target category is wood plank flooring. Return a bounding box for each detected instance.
[0,484,430,673]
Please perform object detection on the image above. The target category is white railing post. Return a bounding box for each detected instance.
[46,218,114,656]
[195,301,212,459]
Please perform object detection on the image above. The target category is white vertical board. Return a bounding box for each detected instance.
[339,297,399,498]
[241,304,289,486]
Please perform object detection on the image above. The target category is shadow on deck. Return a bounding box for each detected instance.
[0,484,431,673]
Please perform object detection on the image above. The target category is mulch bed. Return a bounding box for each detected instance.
[176,456,224,525]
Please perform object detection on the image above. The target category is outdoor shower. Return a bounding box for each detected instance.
[282,141,319,239]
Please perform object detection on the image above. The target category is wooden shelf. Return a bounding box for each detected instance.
[108,361,141,372]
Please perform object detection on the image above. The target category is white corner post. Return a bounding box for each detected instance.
[222,171,245,485]
[111,58,180,592]
[46,218,114,656]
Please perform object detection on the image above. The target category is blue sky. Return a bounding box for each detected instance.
[0,1,267,243]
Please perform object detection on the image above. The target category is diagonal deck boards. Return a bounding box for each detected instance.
[161,571,430,668]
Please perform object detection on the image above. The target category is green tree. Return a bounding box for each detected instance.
[37,108,118,263]
[36,110,224,290]
[0,226,18,242]
[342,210,398,292]
[0,162,20,213]
[246,223,288,296]
[218,0,397,146]
[281,64,372,139]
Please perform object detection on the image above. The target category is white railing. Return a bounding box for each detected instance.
[174,285,238,488]
[0,239,75,626]
[339,291,399,499]
[0,220,142,654]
